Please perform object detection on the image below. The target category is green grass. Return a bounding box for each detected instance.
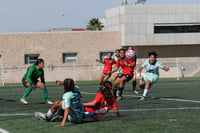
[0,77,200,133]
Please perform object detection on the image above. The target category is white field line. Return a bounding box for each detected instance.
[0,107,200,117]
[0,113,33,117]
[118,107,200,112]
[81,91,200,104]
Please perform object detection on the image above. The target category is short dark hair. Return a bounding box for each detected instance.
[148,51,158,58]
[63,78,75,93]
[34,58,44,65]
[119,48,125,52]
[115,49,120,52]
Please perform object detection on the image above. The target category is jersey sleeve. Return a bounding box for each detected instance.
[142,59,148,68]
[26,65,35,84]
[157,61,164,68]
[112,59,116,64]
[62,95,71,109]
[127,59,135,66]
[115,60,120,68]
[40,69,45,84]
[93,92,103,103]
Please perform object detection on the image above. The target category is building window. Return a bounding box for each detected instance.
[62,53,77,64]
[154,23,200,34]
[99,52,114,61]
[24,54,40,64]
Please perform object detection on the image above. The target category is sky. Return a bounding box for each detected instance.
[0,0,200,32]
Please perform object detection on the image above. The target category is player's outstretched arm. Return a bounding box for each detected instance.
[83,100,97,107]
[138,66,144,77]
[96,59,104,64]
[55,108,69,127]
[56,80,63,85]
[162,66,170,71]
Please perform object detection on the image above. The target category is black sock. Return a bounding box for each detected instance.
[113,89,117,99]
[132,80,136,91]
[118,87,124,97]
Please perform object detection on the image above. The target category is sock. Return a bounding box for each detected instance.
[118,87,124,97]
[42,88,48,100]
[46,109,53,119]
[83,112,94,118]
[132,80,136,91]
[143,89,149,97]
[113,89,117,99]
[22,86,32,99]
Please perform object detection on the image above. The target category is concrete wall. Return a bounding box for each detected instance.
[104,4,200,46]
[0,31,121,83]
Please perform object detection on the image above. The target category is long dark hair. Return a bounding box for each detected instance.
[34,58,44,65]
[100,81,113,100]
[63,78,75,93]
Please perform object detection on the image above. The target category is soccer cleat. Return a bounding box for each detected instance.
[20,98,28,105]
[116,96,123,101]
[45,100,53,105]
[140,96,146,101]
[94,108,107,115]
[34,112,46,121]
[133,90,139,94]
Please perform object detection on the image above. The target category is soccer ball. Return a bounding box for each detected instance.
[126,50,135,59]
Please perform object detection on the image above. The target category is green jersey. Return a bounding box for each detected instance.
[62,86,84,123]
[23,65,45,84]
[142,59,164,77]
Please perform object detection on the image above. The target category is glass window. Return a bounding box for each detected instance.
[99,52,114,61]
[62,53,77,64]
[154,23,200,34]
[24,54,40,64]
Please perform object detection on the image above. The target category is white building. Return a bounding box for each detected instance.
[104,4,200,46]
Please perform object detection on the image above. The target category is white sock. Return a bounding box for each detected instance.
[46,109,53,118]
[143,89,149,97]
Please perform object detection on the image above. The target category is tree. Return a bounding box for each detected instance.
[86,18,104,31]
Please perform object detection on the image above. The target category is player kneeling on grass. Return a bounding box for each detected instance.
[138,51,169,100]
[83,81,120,119]
[35,78,84,127]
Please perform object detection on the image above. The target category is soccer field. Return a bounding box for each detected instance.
[0,77,200,133]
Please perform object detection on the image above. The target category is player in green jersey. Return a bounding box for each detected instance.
[20,58,52,104]
[138,51,169,100]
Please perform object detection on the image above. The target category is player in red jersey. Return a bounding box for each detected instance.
[96,52,116,85]
[127,46,139,94]
[83,81,119,119]
[111,49,135,100]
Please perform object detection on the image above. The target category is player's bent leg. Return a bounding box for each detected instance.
[117,76,127,101]
[141,80,152,100]
[45,100,63,121]
[99,75,104,85]
[37,81,53,104]
[103,74,111,82]
[139,81,145,90]
[113,78,120,99]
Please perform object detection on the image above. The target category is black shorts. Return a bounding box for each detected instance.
[118,74,133,82]
[22,78,38,88]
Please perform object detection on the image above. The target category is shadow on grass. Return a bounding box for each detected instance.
[0,98,16,102]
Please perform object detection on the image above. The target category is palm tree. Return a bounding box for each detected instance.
[86,18,104,31]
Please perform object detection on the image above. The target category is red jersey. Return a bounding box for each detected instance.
[116,57,135,76]
[102,58,116,74]
[84,92,118,113]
